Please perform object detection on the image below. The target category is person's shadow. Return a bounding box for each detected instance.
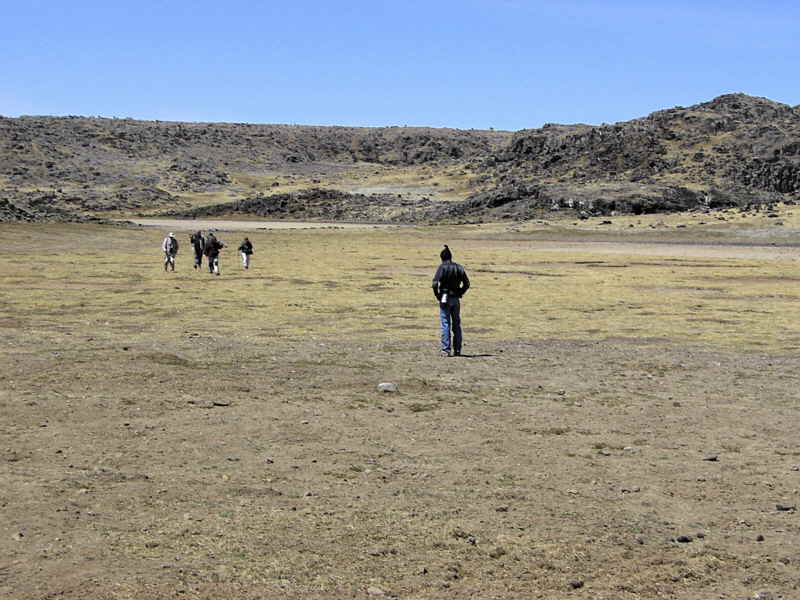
[456,353,494,358]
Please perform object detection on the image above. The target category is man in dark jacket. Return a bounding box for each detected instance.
[431,244,470,357]
[204,232,225,276]
[238,237,254,269]
[190,230,205,270]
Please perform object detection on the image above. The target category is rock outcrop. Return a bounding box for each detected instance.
[2,93,800,222]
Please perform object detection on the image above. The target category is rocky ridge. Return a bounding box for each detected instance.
[1,93,799,222]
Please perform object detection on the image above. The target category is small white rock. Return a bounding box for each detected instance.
[377,383,398,393]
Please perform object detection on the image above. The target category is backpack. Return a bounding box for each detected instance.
[169,237,179,253]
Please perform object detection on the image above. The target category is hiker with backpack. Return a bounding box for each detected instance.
[204,232,225,276]
[162,232,179,272]
[190,230,205,270]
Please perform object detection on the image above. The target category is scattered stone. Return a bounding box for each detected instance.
[756,535,765,542]
[488,546,506,559]
[675,535,693,543]
[569,580,584,589]
[703,455,719,461]
[696,532,705,539]
[753,592,774,600]
[226,457,240,462]
[213,401,231,407]
[377,383,398,393]
[189,400,215,409]
[367,586,385,596]
[776,504,796,512]
[264,457,275,464]
[495,506,509,512]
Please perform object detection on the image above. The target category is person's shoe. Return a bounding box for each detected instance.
[453,350,461,357]
[440,350,451,357]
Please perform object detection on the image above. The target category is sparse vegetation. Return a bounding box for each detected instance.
[3,216,800,598]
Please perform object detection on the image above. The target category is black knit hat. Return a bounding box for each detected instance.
[440,244,452,261]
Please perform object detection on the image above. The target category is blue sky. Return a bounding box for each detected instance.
[2,0,798,130]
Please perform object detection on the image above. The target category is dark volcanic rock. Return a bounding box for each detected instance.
[484,93,800,200]
[168,188,438,223]
[0,190,90,222]
[2,93,800,222]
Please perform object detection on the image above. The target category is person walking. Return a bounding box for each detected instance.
[431,244,470,357]
[238,237,254,269]
[190,230,205,270]
[162,232,179,272]
[204,232,225,276]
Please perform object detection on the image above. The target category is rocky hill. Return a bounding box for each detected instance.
[1,93,799,222]
[455,94,799,220]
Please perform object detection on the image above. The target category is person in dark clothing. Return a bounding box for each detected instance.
[204,232,225,276]
[238,237,254,269]
[190,230,205,269]
[431,244,470,357]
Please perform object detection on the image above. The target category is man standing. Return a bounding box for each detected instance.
[238,237,254,269]
[162,232,178,272]
[431,244,470,357]
[204,232,225,276]
[190,230,205,270]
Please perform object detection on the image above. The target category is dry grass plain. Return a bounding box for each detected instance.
[2,213,800,599]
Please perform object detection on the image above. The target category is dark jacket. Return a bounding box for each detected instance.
[191,233,205,254]
[204,237,224,258]
[432,260,470,301]
[238,240,253,254]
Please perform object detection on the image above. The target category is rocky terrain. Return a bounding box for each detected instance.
[1,93,799,222]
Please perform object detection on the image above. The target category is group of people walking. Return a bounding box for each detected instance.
[161,231,470,356]
[162,231,254,275]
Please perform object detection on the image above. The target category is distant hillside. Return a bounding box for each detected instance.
[493,94,800,191]
[448,94,799,221]
[0,117,508,187]
[1,93,799,222]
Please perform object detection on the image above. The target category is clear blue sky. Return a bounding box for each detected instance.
[2,0,798,130]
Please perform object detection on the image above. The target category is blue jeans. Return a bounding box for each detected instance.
[439,297,462,354]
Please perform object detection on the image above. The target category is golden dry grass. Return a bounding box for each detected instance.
[2,218,800,351]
